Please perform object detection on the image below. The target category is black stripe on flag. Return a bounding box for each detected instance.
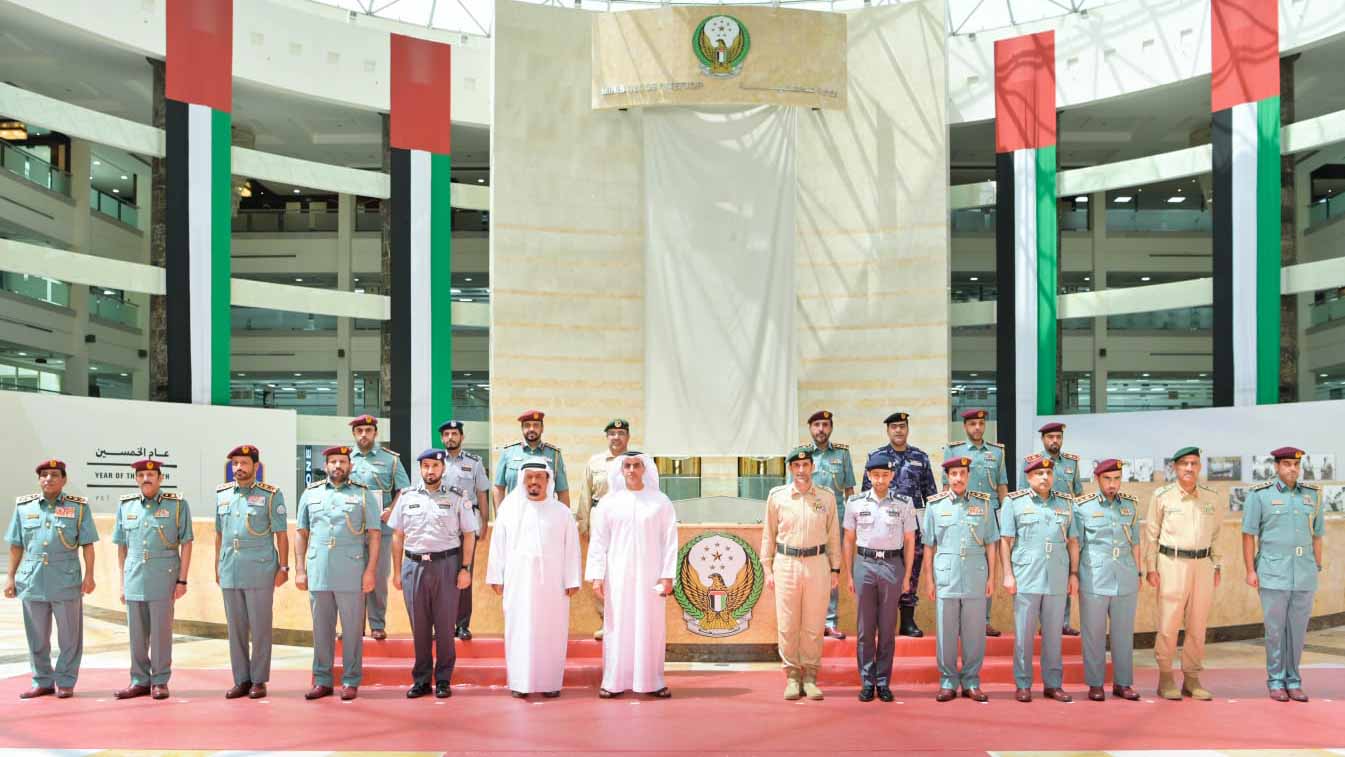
[165,98,193,404]
[994,150,1018,467]
[1211,107,1235,408]
[389,147,412,461]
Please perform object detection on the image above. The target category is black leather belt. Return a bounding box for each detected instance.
[1159,545,1211,560]
[857,546,902,560]
[405,547,461,562]
[776,543,826,557]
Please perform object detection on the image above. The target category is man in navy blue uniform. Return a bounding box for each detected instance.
[863,411,938,637]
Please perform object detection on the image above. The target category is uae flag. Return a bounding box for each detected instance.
[389,34,453,460]
[1212,0,1280,407]
[165,0,233,405]
[994,31,1056,466]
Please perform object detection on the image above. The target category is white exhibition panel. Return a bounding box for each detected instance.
[643,107,798,457]
[1035,399,1345,473]
[0,391,297,525]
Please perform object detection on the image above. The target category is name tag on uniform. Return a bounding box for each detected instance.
[246,495,266,508]
[155,509,170,518]
[54,506,75,518]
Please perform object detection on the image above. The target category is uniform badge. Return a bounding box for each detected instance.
[54,506,75,518]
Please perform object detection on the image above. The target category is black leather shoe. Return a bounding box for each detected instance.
[876,686,894,703]
[858,685,875,702]
[436,682,452,698]
[406,683,431,699]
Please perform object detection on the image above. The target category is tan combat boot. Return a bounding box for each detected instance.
[1182,674,1213,700]
[802,675,824,701]
[1157,671,1182,700]
[783,674,802,701]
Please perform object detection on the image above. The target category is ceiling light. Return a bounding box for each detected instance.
[0,120,28,140]
[1166,196,1186,204]
[1114,195,1132,203]
[1075,196,1088,203]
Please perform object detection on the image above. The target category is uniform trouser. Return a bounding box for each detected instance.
[127,598,174,686]
[403,553,462,686]
[222,585,275,686]
[1079,591,1137,687]
[1153,554,1215,674]
[937,596,987,689]
[773,553,830,680]
[366,523,394,631]
[1013,592,1065,689]
[898,525,924,608]
[311,590,365,687]
[22,597,83,688]
[853,554,904,686]
[1260,587,1314,690]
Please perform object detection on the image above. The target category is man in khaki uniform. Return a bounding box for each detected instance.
[575,418,631,640]
[761,447,841,701]
[1144,445,1225,701]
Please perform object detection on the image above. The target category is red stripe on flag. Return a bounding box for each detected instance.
[994,31,1055,153]
[166,0,233,112]
[391,34,453,155]
[1212,0,1278,112]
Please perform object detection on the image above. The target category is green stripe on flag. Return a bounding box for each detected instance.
[1255,96,1281,405]
[210,108,232,406]
[1035,144,1058,415]
[430,151,454,424]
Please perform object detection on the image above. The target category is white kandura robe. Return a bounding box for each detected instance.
[486,495,582,693]
[584,486,679,693]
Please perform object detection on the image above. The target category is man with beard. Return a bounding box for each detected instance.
[438,420,490,641]
[1019,422,1083,636]
[803,410,854,639]
[585,452,679,699]
[390,449,477,699]
[296,446,380,701]
[487,458,582,697]
[576,418,632,641]
[863,412,937,637]
[494,410,570,508]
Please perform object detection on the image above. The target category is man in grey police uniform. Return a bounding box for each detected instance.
[1242,446,1326,703]
[347,414,410,641]
[842,452,915,702]
[215,444,288,700]
[113,458,194,701]
[439,419,490,641]
[922,455,998,702]
[296,445,381,701]
[1001,455,1077,703]
[1071,458,1141,701]
[391,449,478,698]
[5,458,97,699]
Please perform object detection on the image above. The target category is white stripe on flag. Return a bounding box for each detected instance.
[1230,101,1259,408]
[409,149,433,469]
[186,103,214,405]
[1013,148,1038,463]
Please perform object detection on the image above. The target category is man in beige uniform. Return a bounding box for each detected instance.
[762,447,841,701]
[1144,445,1225,701]
[575,418,631,640]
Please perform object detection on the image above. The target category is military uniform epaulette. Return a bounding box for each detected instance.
[1118,492,1138,502]
[1062,452,1080,461]
[927,492,952,503]
[255,481,279,493]
[217,481,237,492]
[1074,492,1099,504]
[1250,481,1275,491]
[120,492,140,501]
[64,494,87,504]
[968,491,991,501]
[1302,482,1320,491]
[160,491,182,500]
[15,493,39,505]
[1006,489,1030,499]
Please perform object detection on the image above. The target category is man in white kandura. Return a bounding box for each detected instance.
[586,452,680,699]
[486,457,582,699]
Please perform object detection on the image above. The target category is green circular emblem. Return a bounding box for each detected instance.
[693,15,751,79]
[674,531,764,637]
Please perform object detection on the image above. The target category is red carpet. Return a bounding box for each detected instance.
[338,634,1103,686]
[4,666,1342,754]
